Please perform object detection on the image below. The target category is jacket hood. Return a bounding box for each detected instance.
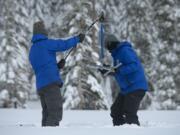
[31,34,48,43]
[111,41,132,55]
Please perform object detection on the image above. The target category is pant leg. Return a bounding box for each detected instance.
[39,94,48,126]
[123,90,145,126]
[110,93,125,126]
[43,84,63,126]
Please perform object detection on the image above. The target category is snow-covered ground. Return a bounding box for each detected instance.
[0,108,180,135]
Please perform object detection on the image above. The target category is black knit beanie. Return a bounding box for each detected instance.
[104,34,119,51]
[33,21,48,36]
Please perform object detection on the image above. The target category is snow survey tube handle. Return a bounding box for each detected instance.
[63,13,105,61]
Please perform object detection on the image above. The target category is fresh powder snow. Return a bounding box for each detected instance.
[0,107,180,135]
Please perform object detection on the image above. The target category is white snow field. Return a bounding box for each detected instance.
[0,109,180,135]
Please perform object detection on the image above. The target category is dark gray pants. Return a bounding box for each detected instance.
[38,84,63,127]
[110,90,145,126]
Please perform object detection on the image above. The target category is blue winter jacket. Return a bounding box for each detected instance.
[29,34,80,90]
[111,41,148,94]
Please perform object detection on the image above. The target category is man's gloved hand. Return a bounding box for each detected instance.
[78,33,85,42]
[98,68,108,75]
[103,64,111,68]
[103,64,118,73]
[57,59,65,69]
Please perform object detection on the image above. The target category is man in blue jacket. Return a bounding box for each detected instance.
[29,21,85,126]
[99,34,148,126]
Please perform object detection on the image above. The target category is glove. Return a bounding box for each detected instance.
[57,59,65,69]
[78,33,85,42]
[103,64,118,73]
[103,64,111,68]
[98,68,108,75]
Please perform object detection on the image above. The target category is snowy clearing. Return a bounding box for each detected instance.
[0,109,180,135]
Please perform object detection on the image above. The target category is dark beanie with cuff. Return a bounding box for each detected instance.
[33,21,48,36]
[104,34,119,51]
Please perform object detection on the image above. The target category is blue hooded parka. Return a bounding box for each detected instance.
[111,41,148,94]
[29,34,80,90]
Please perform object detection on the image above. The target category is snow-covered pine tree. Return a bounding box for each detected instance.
[150,0,180,109]
[55,0,109,109]
[173,0,180,109]
[0,0,30,108]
